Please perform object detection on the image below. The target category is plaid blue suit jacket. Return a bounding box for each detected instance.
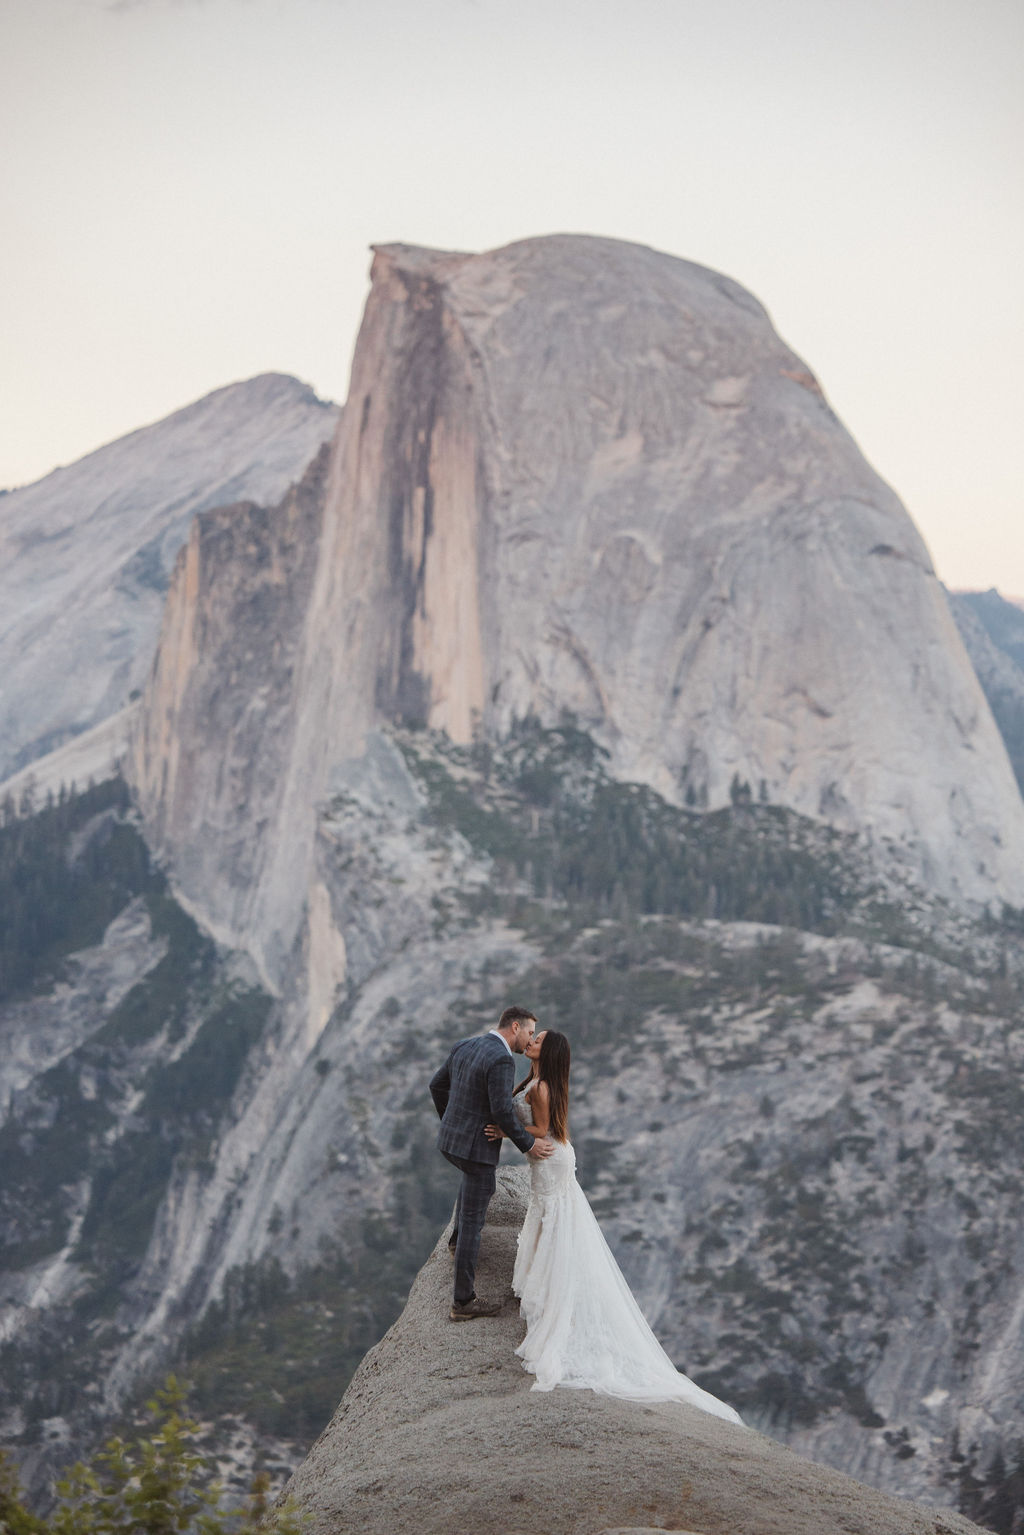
[430,1032,535,1165]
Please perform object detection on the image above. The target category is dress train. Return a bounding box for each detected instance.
[511,1090,741,1422]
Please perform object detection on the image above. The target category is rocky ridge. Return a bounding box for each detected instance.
[280,1167,984,1535]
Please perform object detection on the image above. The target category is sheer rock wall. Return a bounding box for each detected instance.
[129,445,330,986]
[0,373,338,782]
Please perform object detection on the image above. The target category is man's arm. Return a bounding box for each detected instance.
[485,1055,535,1154]
[429,1056,452,1120]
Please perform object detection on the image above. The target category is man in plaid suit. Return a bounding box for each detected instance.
[430,1004,553,1320]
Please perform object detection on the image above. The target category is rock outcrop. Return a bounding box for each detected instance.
[0,373,338,780]
[128,444,330,982]
[281,1168,983,1535]
[130,236,1024,1001]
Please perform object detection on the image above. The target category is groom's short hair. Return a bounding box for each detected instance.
[498,1005,537,1032]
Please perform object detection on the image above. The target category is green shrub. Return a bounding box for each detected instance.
[0,1379,305,1534]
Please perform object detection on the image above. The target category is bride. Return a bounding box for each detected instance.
[486,1029,741,1423]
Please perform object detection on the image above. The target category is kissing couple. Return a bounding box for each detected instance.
[429,1005,742,1418]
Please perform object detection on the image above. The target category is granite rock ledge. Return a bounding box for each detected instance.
[280,1167,983,1535]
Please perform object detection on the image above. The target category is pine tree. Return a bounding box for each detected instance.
[0,1379,306,1535]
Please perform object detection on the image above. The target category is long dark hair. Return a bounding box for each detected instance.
[537,1030,570,1143]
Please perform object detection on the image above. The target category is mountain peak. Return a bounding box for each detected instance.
[0,374,339,781]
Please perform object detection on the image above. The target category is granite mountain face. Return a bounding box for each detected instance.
[0,373,339,787]
[129,236,1024,1003]
[3,236,1024,1526]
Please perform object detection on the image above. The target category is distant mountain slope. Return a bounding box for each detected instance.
[948,588,1024,799]
[6,730,1024,1523]
[0,373,339,780]
[0,780,279,1499]
[957,589,1024,671]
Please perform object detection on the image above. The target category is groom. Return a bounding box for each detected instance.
[430,1005,553,1320]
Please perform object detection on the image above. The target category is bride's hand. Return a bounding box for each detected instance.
[483,1123,505,1141]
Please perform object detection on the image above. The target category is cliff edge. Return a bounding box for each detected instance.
[281,1167,981,1535]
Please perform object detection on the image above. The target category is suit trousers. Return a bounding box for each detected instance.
[442,1150,496,1304]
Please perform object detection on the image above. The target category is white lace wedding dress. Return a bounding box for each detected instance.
[511,1083,741,1422]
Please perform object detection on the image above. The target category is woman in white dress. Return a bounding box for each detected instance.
[486,1030,741,1423]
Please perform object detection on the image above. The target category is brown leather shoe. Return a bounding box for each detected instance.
[449,1296,501,1320]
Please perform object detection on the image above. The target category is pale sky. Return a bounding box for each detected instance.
[1,0,1021,593]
